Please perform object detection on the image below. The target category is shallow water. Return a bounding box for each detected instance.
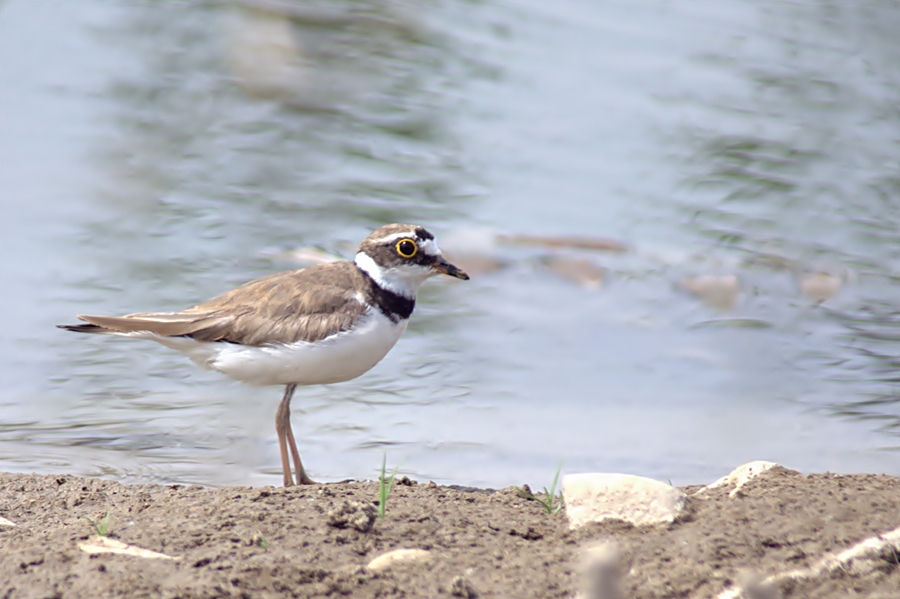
[1,0,899,488]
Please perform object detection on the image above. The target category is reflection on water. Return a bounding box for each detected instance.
[1,0,899,488]
[675,1,900,449]
[95,0,468,248]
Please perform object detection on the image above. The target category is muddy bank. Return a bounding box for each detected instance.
[1,469,899,598]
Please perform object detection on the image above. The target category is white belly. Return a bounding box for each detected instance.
[138,309,408,386]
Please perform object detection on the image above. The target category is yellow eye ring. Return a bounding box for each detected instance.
[396,238,418,258]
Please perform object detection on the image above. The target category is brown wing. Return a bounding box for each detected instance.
[63,262,370,346]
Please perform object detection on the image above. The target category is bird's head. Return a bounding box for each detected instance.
[355,224,469,298]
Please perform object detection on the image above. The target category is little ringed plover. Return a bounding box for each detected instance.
[59,224,469,486]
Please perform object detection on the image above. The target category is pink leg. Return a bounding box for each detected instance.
[274,384,316,486]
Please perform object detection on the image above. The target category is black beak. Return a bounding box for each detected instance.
[433,256,470,280]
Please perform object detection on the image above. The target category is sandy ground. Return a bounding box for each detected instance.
[1,468,899,598]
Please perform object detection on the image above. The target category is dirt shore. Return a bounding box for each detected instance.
[1,468,899,598]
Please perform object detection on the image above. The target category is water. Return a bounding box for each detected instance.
[1,0,899,489]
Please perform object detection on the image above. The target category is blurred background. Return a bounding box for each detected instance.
[1,0,899,489]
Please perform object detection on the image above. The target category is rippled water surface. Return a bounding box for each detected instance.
[2,0,899,488]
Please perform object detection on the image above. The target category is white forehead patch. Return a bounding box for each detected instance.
[376,231,442,256]
[418,238,441,256]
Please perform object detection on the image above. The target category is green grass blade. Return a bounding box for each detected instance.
[377,454,399,519]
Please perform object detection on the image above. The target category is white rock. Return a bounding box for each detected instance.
[366,548,432,571]
[717,524,900,598]
[818,523,900,575]
[78,536,176,560]
[703,461,779,497]
[0,516,16,527]
[562,473,686,529]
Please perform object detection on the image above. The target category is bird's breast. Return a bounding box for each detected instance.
[206,309,408,386]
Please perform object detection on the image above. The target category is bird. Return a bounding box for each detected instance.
[59,224,469,486]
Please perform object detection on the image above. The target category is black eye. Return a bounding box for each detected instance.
[396,239,418,258]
